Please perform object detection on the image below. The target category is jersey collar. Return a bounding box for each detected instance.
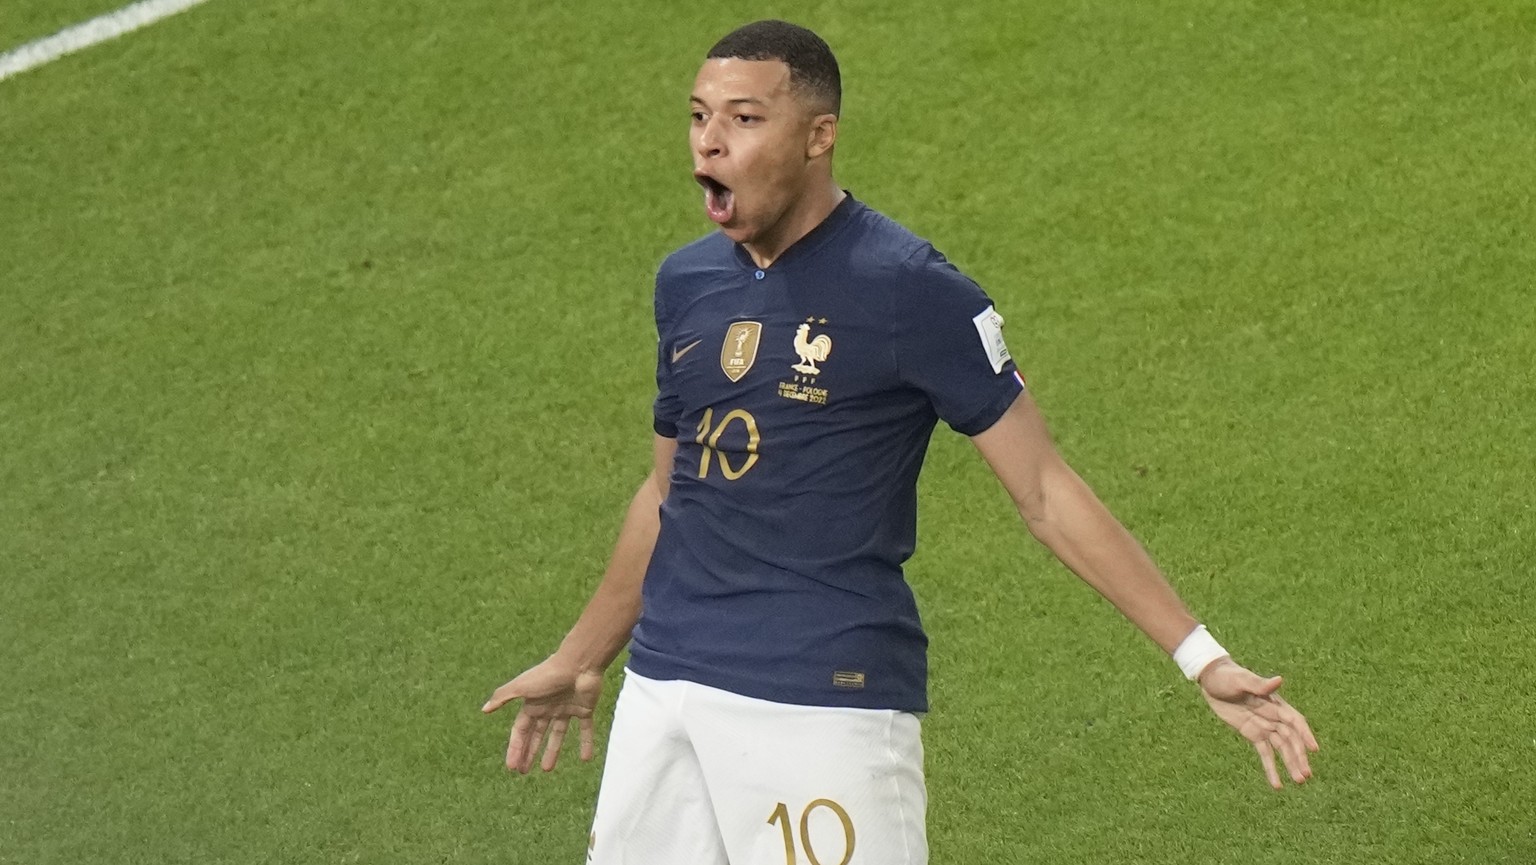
[730,191,860,273]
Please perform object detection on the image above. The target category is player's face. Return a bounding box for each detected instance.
[690,58,831,247]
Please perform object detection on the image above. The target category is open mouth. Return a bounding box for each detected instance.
[695,172,735,225]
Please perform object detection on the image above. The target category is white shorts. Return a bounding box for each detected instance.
[588,669,927,865]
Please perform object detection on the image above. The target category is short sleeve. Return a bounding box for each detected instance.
[652,272,683,438]
[893,250,1024,436]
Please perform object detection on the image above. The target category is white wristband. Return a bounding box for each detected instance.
[1172,625,1229,681]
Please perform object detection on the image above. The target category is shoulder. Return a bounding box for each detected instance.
[900,244,984,301]
[841,205,998,337]
[834,200,932,278]
[837,199,976,297]
[655,231,735,323]
[658,231,735,284]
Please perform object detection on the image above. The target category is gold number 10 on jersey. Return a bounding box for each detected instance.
[694,407,761,480]
[768,799,856,865]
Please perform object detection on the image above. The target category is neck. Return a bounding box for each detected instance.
[742,179,845,268]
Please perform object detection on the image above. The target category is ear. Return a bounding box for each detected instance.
[806,113,838,159]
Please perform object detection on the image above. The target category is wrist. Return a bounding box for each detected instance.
[1194,655,1235,686]
[1172,624,1230,681]
[551,636,619,677]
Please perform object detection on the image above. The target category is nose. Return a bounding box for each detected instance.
[695,115,726,159]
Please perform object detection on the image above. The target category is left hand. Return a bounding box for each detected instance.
[481,655,605,774]
[1198,658,1320,789]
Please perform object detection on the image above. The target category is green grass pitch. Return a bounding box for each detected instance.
[2,1,1534,862]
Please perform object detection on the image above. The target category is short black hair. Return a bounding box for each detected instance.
[707,20,841,116]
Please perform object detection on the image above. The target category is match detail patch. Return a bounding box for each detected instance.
[972,305,1011,374]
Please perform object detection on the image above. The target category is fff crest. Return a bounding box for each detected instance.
[720,321,762,382]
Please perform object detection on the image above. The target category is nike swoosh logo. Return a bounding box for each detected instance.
[671,339,703,363]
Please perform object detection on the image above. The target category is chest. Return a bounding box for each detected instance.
[662,274,897,415]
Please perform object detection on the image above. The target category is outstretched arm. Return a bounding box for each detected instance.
[970,390,1318,788]
[481,434,677,773]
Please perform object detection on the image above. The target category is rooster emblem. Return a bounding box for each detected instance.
[791,322,832,374]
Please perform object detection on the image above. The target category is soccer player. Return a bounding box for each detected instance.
[483,19,1318,864]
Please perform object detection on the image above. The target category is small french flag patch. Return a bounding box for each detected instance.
[1012,369,1026,388]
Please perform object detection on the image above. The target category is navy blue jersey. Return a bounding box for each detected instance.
[629,194,1024,712]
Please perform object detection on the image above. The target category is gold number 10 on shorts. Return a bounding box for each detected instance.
[767,799,856,865]
[695,407,761,480]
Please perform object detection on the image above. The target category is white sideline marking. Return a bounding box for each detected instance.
[0,0,212,83]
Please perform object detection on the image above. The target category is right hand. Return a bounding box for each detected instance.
[481,656,605,774]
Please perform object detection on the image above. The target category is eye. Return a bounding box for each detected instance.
[690,110,707,123]
[735,114,762,125]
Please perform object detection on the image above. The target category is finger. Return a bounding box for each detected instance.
[1262,712,1315,783]
[1274,698,1321,752]
[1254,741,1282,790]
[1270,725,1311,784]
[578,715,596,762]
[505,711,535,772]
[482,681,523,714]
[541,718,571,773]
[1248,674,1283,698]
[1276,715,1312,771]
[1236,708,1285,746]
[521,717,550,774]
